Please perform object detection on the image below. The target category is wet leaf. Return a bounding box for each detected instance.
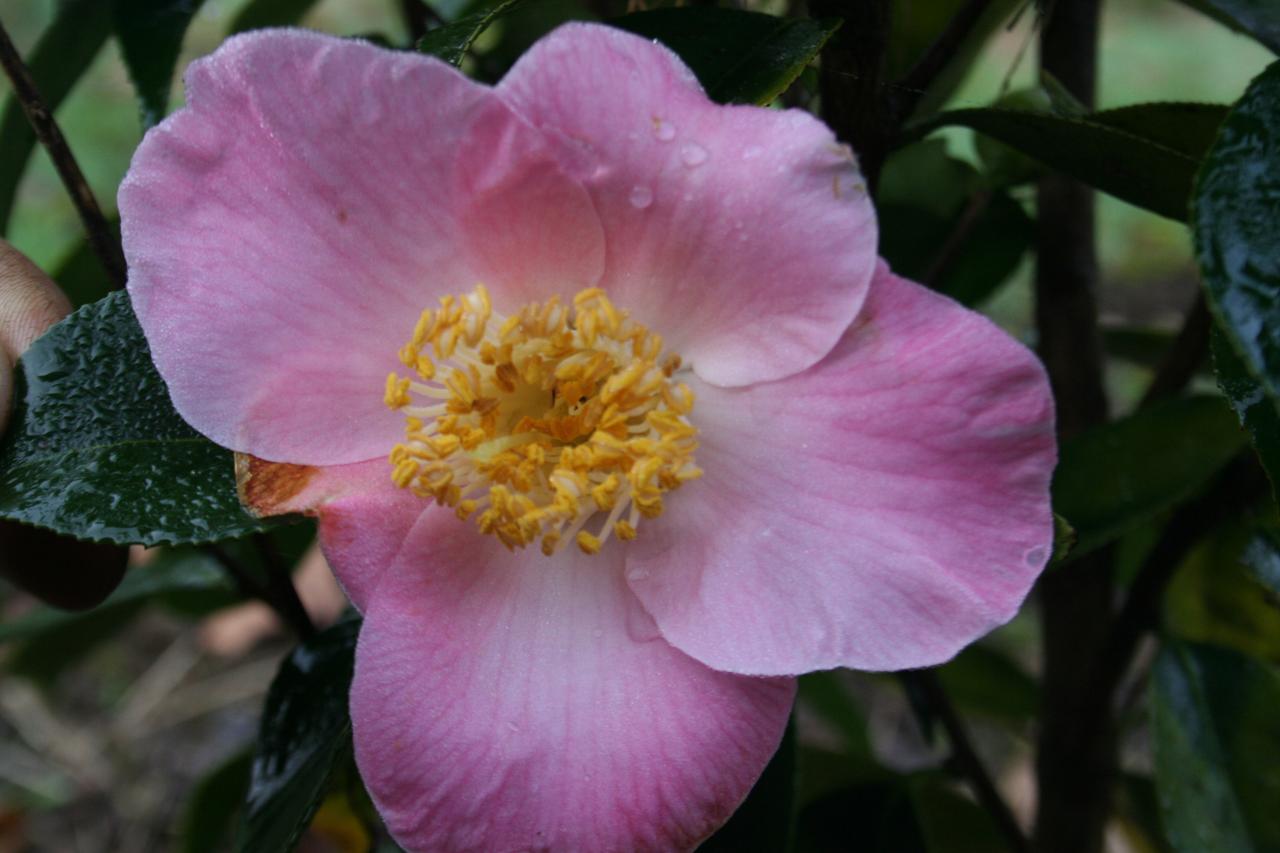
[1151,640,1280,852]
[1196,63,1280,499]
[611,7,840,106]
[0,292,283,546]
[239,618,359,853]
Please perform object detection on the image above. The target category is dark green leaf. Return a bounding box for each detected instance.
[1151,640,1280,852]
[417,0,526,66]
[1051,512,1077,565]
[0,0,112,232]
[877,140,1033,307]
[797,671,874,761]
[1166,520,1280,662]
[229,0,322,34]
[1241,529,1280,602]
[1196,62,1280,497]
[1053,396,1247,557]
[910,102,1229,220]
[611,8,840,106]
[1211,328,1280,499]
[6,599,145,680]
[239,618,359,853]
[796,777,925,853]
[1176,0,1280,54]
[182,749,254,853]
[909,775,1004,853]
[935,645,1039,723]
[700,719,796,852]
[0,547,234,645]
[0,292,281,546]
[112,0,207,129]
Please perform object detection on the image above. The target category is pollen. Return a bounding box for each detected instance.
[385,285,701,556]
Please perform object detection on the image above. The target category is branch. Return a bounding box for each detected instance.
[0,17,124,289]
[1139,291,1211,409]
[911,670,1030,853]
[893,0,998,120]
[251,533,316,641]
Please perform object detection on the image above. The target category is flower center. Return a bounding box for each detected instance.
[384,285,701,556]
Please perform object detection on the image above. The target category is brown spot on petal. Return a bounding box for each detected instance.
[235,453,318,517]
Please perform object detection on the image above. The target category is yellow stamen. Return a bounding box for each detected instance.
[384,284,700,556]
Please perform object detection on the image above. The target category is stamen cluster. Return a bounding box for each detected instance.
[385,285,701,555]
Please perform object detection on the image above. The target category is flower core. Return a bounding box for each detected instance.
[385,286,701,555]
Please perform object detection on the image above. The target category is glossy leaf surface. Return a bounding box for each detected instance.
[1196,62,1280,497]
[0,292,278,546]
[1151,640,1280,852]
[611,7,839,105]
[1052,396,1246,556]
[112,0,208,129]
[239,618,358,853]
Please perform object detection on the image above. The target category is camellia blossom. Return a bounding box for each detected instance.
[120,23,1056,853]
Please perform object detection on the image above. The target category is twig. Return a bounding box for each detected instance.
[0,17,124,289]
[909,670,1030,853]
[893,0,998,120]
[1139,291,1212,408]
[920,189,992,288]
[251,532,317,641]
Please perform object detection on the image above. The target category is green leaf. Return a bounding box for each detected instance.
[0,547,234,645]
[1241,529,1280,602]
[239,617,359,853]
[181,749,253,853]
[1165,520,1280,662]
[610,8,840,106]
[1196,62,1280,496]
[910,102,1229,220]
[417,0,526,66]
[229,0,322,34]
[1053,396,1247,557]
[935,645,1040,723]
[700,719,796,852]
[909,775,1005,853]
[0,292,280,546]
[112,0,207,129]
[1151,640,1280,852]
[797,671,874,761]
[0,0,112,232]
[877,140,1033,307]
[1051,512,1078,565]
[1176,0,1280,54]
[1211,328,1280,499]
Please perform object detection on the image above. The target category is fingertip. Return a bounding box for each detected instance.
[0,238,72,360]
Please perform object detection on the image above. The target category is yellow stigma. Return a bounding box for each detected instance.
[385,285,701,556]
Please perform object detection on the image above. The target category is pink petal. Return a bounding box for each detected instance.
[234,454,425,611]
[626,265,1057,675]
[121,30,603,466]
[498,23,877,387]
[351,517,794,852]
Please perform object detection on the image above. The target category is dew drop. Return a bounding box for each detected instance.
[680,141,709,167]
[628,185,653,209]
[653,119,676,141]
[626,567,649,582]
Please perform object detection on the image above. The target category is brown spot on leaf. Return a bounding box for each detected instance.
[235,453,318,517]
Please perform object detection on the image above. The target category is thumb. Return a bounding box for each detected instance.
[0,239,72,435]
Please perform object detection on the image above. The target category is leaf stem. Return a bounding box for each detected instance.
[0,16,124,289]
[893,0,997,120]
[251,533,317,641]
[1138,292,1212,409]
[909,670,1031,853]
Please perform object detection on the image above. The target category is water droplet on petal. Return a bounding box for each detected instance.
[628,185,653,209]
[653,118,676,141]
[626,566,649,582]
[680,141,708,167]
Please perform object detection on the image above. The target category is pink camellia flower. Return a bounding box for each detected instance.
[120,22,1056,852]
